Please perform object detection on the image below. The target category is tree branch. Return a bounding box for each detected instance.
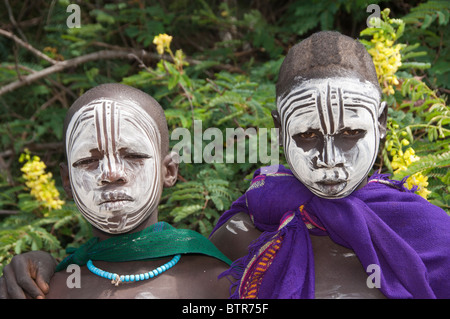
[90,41,245,74]
[0,31,246,97]
[0,210,19,216]
[3,0,27,42]
[0,50,144,96]
[0,28,57,65]
[3,63,79,100]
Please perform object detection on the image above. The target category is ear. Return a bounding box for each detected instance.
[271,110,283,145]
[59,163,73,199]
[162,152,179,188]
[378,101,388,139]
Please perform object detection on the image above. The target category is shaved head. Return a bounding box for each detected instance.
[276,31,381,100]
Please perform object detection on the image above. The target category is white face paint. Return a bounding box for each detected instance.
[66,98,162,234]
[277,77,384,198]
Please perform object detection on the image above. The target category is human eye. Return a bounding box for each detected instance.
[293,130,319,140]
[73,157,99,168]
[341,129,366,137]
[123,152,152,160]
[299,132,318,138]
[291,130,320,147]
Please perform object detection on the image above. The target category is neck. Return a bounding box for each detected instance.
[91,211,159,242]
[355,176,368,191]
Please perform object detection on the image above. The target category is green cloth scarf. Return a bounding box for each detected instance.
[56,222,231,272]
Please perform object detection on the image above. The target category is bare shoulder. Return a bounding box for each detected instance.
[209,212,263,262]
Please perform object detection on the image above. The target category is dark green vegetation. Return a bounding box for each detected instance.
[0,1,448,273]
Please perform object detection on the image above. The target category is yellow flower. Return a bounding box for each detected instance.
[391,154,407,171]
[405,172,431,199]
[390,147,431,199]
[20,153,65,210]
[366,27,403,96]
[153,33,173,55]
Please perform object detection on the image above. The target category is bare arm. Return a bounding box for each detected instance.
[0,251,57,299]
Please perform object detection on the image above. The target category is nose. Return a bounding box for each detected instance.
[98,154,127,186]
[316,136,345,168]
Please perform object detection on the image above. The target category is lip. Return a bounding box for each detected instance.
[317,179,347,185]
[99,191,134,206]
[316,180,347,195]
[100,198,133,204]
[99,200,132,211]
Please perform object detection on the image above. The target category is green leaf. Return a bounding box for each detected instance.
[14,239,23,255]
[421,14,435,29]
[168,73,180,90]
[90,9,116,25]
[399,62,431,70]
[171,204,203,222]
[18,200,41,213]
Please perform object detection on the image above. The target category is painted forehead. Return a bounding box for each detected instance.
[277,77,381,133]
[65,98,161,156]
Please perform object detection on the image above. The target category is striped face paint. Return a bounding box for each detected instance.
[277,77,384,198]
[66,98,162,234]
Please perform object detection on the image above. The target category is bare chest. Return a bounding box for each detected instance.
[46,256,230,299]
[47,264,181,299]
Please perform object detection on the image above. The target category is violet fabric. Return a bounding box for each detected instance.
[211,165,450,299]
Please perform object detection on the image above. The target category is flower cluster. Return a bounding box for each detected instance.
[404,172,431,199]
[153,33,173,55]
[368,36,402,95]
[363,9,405,95]
[364,10,432,200]
[19,152,65,211]
[367,31,403,95]
[153,33,187,73]
[388,145,431,199]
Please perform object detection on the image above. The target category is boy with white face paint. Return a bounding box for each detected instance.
[209,31,450,299]
[65,97,163,234]
[272,30,388,199]
[277,77,385,198]
[0,84,231,299]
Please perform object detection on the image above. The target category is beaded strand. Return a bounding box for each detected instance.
[86,255,181,286]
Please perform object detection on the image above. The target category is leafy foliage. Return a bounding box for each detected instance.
[0,200,91,275]
[359,8,449,206]
[160,164,242,235]
[0,1,448,275]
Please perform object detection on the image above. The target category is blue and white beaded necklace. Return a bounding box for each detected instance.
[87,255,181,286]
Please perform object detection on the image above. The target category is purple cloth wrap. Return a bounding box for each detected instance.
[211,165,450,299]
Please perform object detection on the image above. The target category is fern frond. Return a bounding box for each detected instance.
[170,204,203,222]
[402,0,450,25]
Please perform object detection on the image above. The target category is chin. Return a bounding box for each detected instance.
[311,181,362,199]
[316,181,346,195]
[99,221,134,234]
[87,209,139,234]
